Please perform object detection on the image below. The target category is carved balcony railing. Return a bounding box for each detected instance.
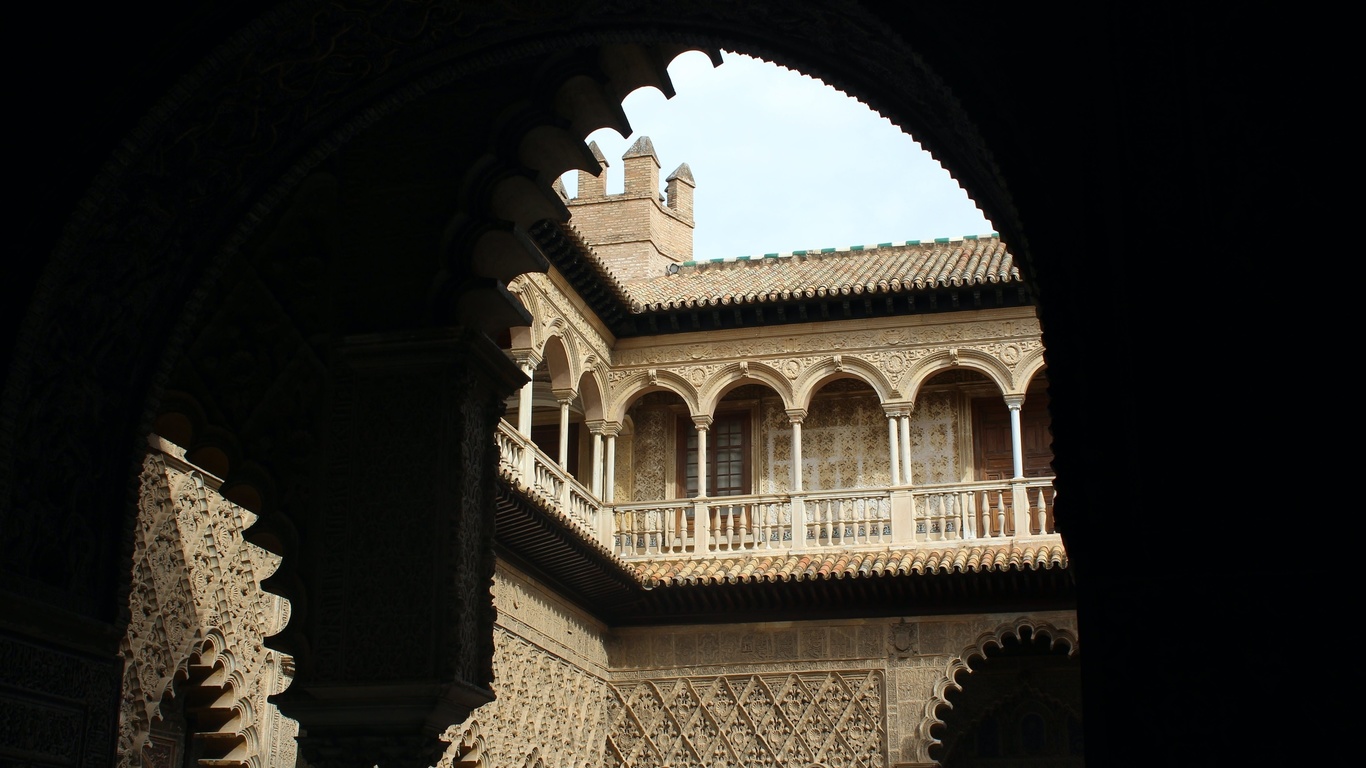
[496,419,611,543]
[496,420,1058,561]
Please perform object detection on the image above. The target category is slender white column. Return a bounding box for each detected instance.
[557,396,572,468]
[886,411,901,486]
[1006,395,1026,479]
[693,415,712,499]
[587,419,605,497]
[899,411,913,485]
[603,422,620,503]
[786,408,807,493]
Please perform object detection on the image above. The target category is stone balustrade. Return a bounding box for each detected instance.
[496,420,1058,561]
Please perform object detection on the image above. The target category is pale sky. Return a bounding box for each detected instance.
[565,50,995,261]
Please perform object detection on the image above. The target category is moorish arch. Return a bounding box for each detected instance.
[608,369,701,424]
[915,617,1080,765]
[794,356,898,410]
[698,361,795,416]
[1012,347,1049,397]
[3,2,1288,766]
[575,362,609,423]
[538,326,580,395]
[903,348,1016,404]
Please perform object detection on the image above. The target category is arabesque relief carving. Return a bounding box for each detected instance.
[441,627,613,768]
[511,272,614,373]
[119,443,298,767]
[605,672,885,767]
[441,565,613,768]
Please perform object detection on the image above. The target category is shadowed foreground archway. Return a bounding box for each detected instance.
[4,2,1298,765]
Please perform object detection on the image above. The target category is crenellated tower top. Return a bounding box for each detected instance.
[563,136,695,282]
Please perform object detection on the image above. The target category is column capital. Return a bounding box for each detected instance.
[883,402,912,419]
[510,349,542,370]
[784,407,808,424]
[552,387,577,405]
[585,418,607,434]
[1004,394,1026,410]
[691,413,713,430]
[600,421,623,438]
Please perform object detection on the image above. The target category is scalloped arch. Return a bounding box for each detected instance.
[794,356,896,408]
[10,2,1031,758]
[698,361,795,414]
[915,617,1079,762]
[443,718,488,768]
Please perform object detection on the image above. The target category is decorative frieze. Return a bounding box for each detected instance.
[608,312,1043,418]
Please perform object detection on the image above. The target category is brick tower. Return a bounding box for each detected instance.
[562,136,695,282]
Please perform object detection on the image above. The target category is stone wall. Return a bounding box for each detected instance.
[607,610,1079,766]
[436,560,1078,768]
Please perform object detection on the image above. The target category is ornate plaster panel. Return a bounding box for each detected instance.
[440,563,613,768]
[511,272,614,382]
[908,391,962,484]
[605,610,1076,767]
[119,443,298,767]
[610,311,1043,415]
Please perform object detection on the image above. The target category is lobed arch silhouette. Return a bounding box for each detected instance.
[4,2,1284,765]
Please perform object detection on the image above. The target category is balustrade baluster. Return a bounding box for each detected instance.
[994,490,1006,538]
[933,494,945,541]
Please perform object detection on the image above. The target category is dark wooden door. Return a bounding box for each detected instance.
[972,393,1053,481]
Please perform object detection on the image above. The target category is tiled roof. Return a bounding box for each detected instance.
[528,219,637,325]
[624,236,1018,312]
[629,540,1067,587]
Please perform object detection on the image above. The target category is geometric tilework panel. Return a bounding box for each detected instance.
[801,385,890,492]
[908,391,961,484]
[762,386,889,494]
[606,672,886,768]
[630,406,670,501]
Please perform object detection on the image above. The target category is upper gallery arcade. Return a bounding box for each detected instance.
[500,137,1055,566]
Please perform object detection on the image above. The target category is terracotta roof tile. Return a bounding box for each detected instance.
[624,237,1017,312]
[629,540,1068,587]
